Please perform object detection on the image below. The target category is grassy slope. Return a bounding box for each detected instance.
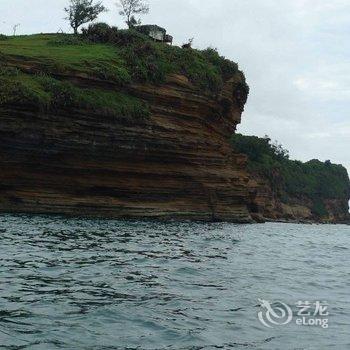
[0,34,127,80]
[0,34,148,118]
[0,32,248,119]
[0,34,118,65]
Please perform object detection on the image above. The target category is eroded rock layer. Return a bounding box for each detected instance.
[247,174,350,224]
[0,73,253,222]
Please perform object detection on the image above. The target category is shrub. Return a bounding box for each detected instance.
[111,28,147,46]
[120,41,171,83]
[90,62,131,86]
[202,47,239,81]
[165,46,224,93]
[36,75,77,108]
[82,22,119,43]
[0,34,8,41]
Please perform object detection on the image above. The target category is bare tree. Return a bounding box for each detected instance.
[13,24,20,36]
[65,0,107,34]
[182,38,194,49]
[116,0,149,28]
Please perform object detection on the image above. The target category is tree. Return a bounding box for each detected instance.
[116,0,149,28]
[13,24,21,36]
[65,0,107,34]
[271,140,289,160]
[182,38,194,49]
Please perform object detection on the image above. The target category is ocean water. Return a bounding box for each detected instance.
[0,214,349,350]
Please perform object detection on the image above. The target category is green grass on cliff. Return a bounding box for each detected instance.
[0,29,247,118]
[231,134,350,218]
[0,66,148,118]
[0,30,248,92]
[0,34,118,64]
[0,34,132,86]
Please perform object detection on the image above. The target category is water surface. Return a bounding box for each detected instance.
[0,215,349,349]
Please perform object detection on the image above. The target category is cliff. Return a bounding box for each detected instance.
[247,175,350,224]
[232,134,350,224]
[0,32,252,222]
[1,31,349,223]
[0,74,253,221]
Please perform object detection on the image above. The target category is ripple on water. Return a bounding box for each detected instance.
[0,215,349,349]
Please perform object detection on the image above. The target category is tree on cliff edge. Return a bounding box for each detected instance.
[116,0,149,28]
[65,0,107,34]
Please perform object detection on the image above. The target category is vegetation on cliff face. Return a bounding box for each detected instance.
[231,134,350,218]
[0,27,247,119]
[0,65,148,119]
[74,22,246,93]
[0,26,248,92]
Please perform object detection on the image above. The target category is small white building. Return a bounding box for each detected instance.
[136,25,173,44]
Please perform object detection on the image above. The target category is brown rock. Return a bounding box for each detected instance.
[0,72,253,222]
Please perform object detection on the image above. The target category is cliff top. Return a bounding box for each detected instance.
[0,26,248,118]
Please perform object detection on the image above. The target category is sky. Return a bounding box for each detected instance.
[0,0,349,173]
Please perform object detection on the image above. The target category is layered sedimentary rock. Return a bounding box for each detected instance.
[0,72,253,222]
[1,55,349,224]
[247,174,350,224]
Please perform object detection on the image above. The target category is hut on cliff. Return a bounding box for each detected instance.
[136,25,173,44]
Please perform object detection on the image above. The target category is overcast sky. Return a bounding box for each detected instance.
[1,0,349,173]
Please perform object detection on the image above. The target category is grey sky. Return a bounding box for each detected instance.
[1,0,349,173]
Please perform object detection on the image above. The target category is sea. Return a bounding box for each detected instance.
[0,214,349,349]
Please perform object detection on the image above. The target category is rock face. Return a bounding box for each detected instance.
[247,174,350,224]
[0,73,253,222]
[1,63,348,224]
